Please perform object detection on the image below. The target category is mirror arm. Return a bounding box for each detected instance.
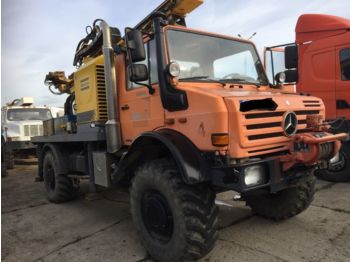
[134,82,155,95]
[271,84,283,89]
[270,50,276,86]
[113,44,123,54]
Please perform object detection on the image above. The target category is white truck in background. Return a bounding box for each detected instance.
[1,97,63,169]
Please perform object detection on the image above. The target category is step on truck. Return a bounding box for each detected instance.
[265,14,350,182]
[32,1,347,261]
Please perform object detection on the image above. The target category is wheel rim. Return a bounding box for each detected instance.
[46,164,55,191]
[141,190,174,243]
[329,151,347,172]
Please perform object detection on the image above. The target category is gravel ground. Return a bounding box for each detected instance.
[2,164,350,262]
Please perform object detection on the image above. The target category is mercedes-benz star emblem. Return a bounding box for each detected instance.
[282,112,298,136]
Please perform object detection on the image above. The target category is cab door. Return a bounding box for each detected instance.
[119,39,164,145]
[335,46,350,119]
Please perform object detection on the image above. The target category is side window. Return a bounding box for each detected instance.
[149,39,159,84]
[265,49,286,85]
[340,48,350,81]
[127,44,149,90]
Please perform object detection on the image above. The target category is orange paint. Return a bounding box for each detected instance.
[116,24,345,163]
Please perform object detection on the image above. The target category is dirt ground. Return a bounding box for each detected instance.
[2,164,350,262]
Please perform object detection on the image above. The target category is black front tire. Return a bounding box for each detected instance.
[130,159,218,262]
[43,151,78,203]
[245,174,316,220]
[315,142,350,182]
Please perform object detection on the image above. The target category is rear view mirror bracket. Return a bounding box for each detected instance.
[134,82,155,95]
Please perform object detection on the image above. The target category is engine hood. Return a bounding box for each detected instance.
[177,82,294,99]
[173,82,326,159]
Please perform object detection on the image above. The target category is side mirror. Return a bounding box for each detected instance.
[128,64,148,82]
[275,69,298,84]
[285,45,298,69]
[126,29,146,62]
[284,69,298,83]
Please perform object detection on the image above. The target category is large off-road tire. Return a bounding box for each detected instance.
[4,149,14,170]
[43,151,78,203]
[315,142,350,182]
[245,174,316,220]
[130,159,219,262]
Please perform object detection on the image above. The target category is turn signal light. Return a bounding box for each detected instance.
[211,133,229,147]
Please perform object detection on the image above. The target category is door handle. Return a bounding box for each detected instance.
[121,104,130,110]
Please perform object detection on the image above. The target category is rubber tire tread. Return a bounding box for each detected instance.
[245,174,316,221]
[43,151,78,203]
[130,158,219,262]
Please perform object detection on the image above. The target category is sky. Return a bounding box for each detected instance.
[2,0,350,107]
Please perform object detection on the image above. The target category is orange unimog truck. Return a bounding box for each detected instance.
[33,2,346,261]
[265,14,350,182]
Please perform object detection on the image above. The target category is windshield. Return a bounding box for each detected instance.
[7,108,52,121]
[166,29,268,85]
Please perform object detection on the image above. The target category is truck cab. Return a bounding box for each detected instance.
[1,97,53,168]
[266,14,350,119]
[295,14,350,120]
[265,14,350,181]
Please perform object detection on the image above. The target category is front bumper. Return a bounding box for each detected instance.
[6,141,36,150]
[210,157,311,193]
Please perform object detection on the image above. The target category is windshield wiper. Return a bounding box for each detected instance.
[179,76,226,86]
[220,78,261,88]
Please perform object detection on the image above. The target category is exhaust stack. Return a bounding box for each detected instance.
[99,20,122,153]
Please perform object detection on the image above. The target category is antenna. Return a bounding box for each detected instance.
[248,32,257,40]
[237,32,256,40]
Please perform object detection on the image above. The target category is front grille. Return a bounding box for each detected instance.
[248,145,286,154]
[23,125,43,137]
[96,65,108,121]
[244,110,320,141]
[245,110,320,140]
[303,100,322,108]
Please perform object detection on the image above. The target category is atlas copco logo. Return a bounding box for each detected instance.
[282,112,298,136]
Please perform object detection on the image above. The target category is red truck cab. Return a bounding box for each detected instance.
[265,14,350,182]
[295,14,350,120]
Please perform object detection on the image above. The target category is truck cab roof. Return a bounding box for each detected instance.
[296,14,350,43]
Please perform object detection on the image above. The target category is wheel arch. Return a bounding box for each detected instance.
[37,143,69,179]
[112,129,210,185]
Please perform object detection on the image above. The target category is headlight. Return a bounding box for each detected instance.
[244,165,266,187]
[167,61,180,77]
